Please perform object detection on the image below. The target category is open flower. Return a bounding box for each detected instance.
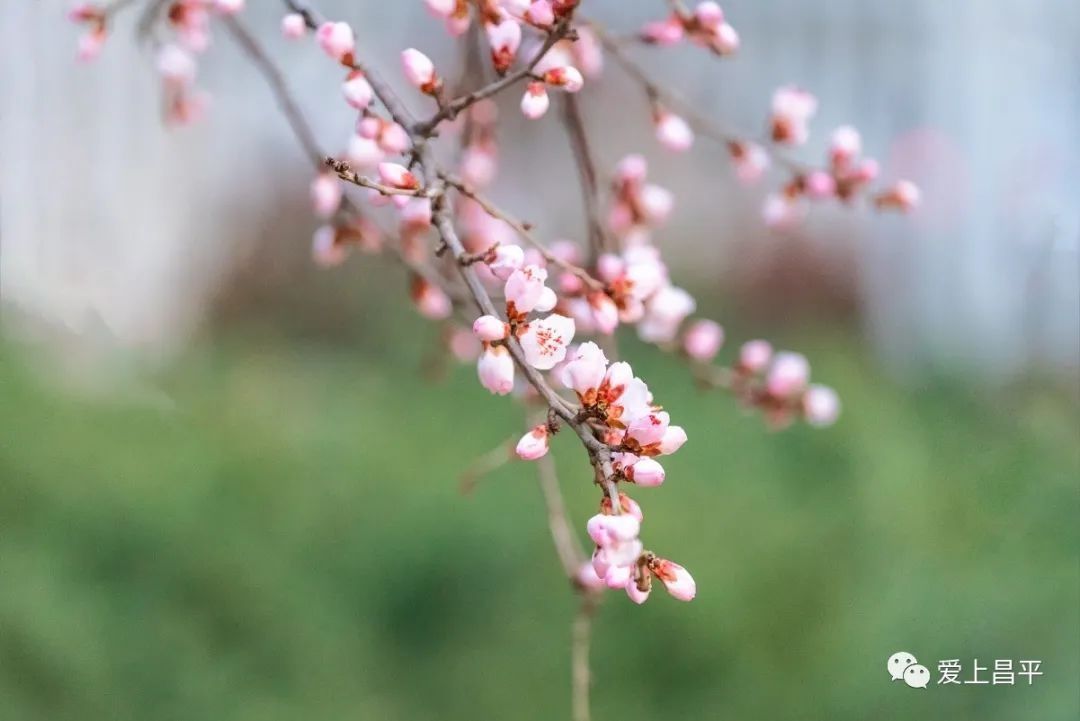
[519,314,575,370]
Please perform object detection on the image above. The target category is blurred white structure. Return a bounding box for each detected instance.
[2,0,1077,375]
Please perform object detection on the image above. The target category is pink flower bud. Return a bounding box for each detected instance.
[156,44,196,85]
[520,82,550,119]
[543,66,584,93]
[625,575,651,604]
[346,134,383,169]
[281,13,306,39]
[316,21,355,64]
[310,173,342,218]
[628,457,665,487]
[654,559,696,601]
[587,513,641,546]
[504,264,548,313]
[588,292,619,335]
[525,0,555,27]
[378,123,411,155]
[342,70,373,109]
[486,18,522,73]
[770,85,817,145]
[655,111,694,152]
[729,141,769,184]
[829,125,861,168]
[803,384,840,427]
[413,280,452,320]
[472,315,507,342]
[311,225,347,268]
[377,162,420,190]
[658,425,687,455]
[425,0,456,17]
[77,28,106,62]
[626,411,670,447]
[520,314,576,370]
[683,319,724,361]
[515,425,550,460]
[604,563,632,590]
[762,193,806,229]
[695,1,724,27]
[766,351,810,398]
[619,493,644,522]
[559,341,609,397]
[638,184,674,224]
[213,0,244,14]
[477,345,515,395]
[401,48,438,92]
[874,180,921,212]
[577,561,605,590]
[641,17,684,45]
[805,170,836,199]
[739,339,773,373]
[488,244,525,279]
[615,154,648,184]
[713,23,739,54]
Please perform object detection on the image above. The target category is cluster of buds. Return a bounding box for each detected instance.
[520,60,585,120]
[729,341,840,428]
[640,1,739,56]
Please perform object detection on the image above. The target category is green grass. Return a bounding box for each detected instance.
[0,330,1076,721]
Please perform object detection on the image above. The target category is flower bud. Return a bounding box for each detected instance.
[803,384,840,427]
[401,48,438,92]
[627,457,665,487]
[316,21,355,64]
[525,0,555,27]
[521,82,550,119]
[515,425,550,460]
[655,111,694,152]
[342,70,374,109]
[281,13,306,39]
[543,66,584,93]
[658,425,687,455]
[766,351,810,398]
[377,162,420,190]
[683,319,724,361]
[586,513,641,546]
[472,315,507,342]
[739,339,773,373]
[477,345,515,395]
[310,173,342,218]
[654,559,696,601]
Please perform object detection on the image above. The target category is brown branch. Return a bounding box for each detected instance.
[559,94,609,261]
[325,157,433,197]
[413,20,574,135]
[440,174,607,292]
[571,594,600,721]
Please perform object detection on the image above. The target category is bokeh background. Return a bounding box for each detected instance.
[2,2,1078,720]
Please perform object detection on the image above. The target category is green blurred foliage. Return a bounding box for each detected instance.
[0,326,1076,721]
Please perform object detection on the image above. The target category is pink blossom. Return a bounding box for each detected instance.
[346,134,383,169]
[694,1,724,27]
[534,286,558,313]
[637,184,674,225]
[213,0,244,14]
[713,22,739,54]
[156,44,196,85]
[401,48,438,92]
[316,21,356,64]
[588,292,620,335]
[627,457,665,487]
[519,314,576,370]
[424,0,457,17]
[516,425,550,460]
[377,162,420,189]
[803,384,840,427]
[625,575,651,604]
[615,154,648,185]
[739,339,773,373]
[576,561,605,591]
[477,345,515,395]
[829,125,861,169]
[805,170,837,199]
[377,123,411,155]
[874,180,921,212]
[761,193,807,229]
[76,28,106,62]
[486,18,522,73]
[641,17,684,45]
[504,264,549,313]
[311,225,347,268]
[654,559,696,601]
[638,286,696,343]
[770,85,817,145]
[682,319,724,361]
[340,71,373,109]
[626,411,670,448]
[413,280,452,320]
[543,66,584,93]
[729,141,770,184]
[525,0,555,27]
[310,173,342,218]
[559,341,609,398]
[281,13,306,39]
[587,513,641,546]
[766,351,810,398]
[655,111,694,152]
[658,425,688,455]
[603,563,632,590]
[488,244,525,280]
[472,315,507,342]
[619,493,644,522]
[520,82,550,119]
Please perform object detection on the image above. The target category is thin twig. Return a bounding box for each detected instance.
[559,94,610,261]
[440,173,607,292]
[535,448,586,578]
[326,157,433,197]
[458,436,517,495]
[572,594,600,721]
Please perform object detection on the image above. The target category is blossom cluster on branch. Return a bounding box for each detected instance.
[67,0,917,610]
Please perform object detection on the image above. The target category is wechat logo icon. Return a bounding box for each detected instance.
[888,651,930,689]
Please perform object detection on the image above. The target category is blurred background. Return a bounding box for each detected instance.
[2,1,1078,720]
